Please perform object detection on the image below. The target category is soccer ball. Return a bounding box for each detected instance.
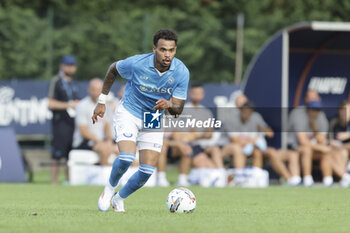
[166,187,196,213]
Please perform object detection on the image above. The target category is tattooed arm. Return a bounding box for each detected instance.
[154,97,186,116]
[92,62,119,123]
[101,62,119,95]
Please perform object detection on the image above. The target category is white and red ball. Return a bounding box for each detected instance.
[166,187,196,213]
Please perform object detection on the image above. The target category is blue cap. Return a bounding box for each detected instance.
[61,55,76,65]
[307,100,322,110]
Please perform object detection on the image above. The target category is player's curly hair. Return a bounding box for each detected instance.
[153,29,178,46]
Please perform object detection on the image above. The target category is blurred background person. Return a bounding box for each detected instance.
[72,78,118,165]
[234,93,248,108]
[289,99,331,186]
[157,132,192,187]
[222,100,274,172]
[288,89,327,124]
[329,100,350,184]
[184,83,226,186]
[329,100,350,150]
[48,55,80,184]
[265,148,301,186]
[185,84,224,167]
[289,99,350,187]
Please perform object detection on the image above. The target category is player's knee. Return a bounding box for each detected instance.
[289,151,299,161]
[267,150,277,160]
[231,143,242,153]
[299,146,312,155]
[118,152,136,164]
[182,146,192,158]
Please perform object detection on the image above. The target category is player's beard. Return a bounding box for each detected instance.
[155,54,171,71]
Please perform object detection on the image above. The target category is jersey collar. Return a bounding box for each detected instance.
[149,53,176,71]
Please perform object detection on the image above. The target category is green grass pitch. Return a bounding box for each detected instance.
[1,184,350,233]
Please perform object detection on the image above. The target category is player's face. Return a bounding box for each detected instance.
[307,109,320,121]
[153,39,177,71]
[305,90,320,103]
[235,95,248,108]
[240,107,253,122]
[60,64,77,77]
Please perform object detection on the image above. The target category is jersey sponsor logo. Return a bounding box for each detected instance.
[143,110,162,129]
[308,77,347,94]
[140,85,148,92]
[139,85,173,95]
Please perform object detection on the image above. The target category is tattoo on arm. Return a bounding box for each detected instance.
[168,98,185,116]
[102,62,119,95]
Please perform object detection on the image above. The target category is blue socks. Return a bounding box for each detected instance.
[109,152,156,199]
[118,164,156,199]
[109,152,135,187]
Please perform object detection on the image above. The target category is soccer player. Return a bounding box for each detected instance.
[92,29,190,212]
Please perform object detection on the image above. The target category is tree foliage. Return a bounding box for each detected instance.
[1,0,350,82]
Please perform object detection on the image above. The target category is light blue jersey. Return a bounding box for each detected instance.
[116,53,190,119]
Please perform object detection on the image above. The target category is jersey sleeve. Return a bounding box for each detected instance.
[116,56,137,81]
[172,68,190,100]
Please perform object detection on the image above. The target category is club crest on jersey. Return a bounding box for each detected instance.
[139,85,173,95]
[123,132,133,138]
[168,77,174,84]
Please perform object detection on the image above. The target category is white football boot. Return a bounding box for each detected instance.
[111,192,126,212]
[157,172,170,187]
[303,175,314,187]
[158,178,170,187]
[340,173,350,187]
[287,176,301,186]
[323,176,333,187]
[98,183,116,212]
[177,174,190,187]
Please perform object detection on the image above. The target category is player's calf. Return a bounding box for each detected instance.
[109,152,136,186]
[118,164,156,198]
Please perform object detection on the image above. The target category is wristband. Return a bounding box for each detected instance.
[98,94,107,104]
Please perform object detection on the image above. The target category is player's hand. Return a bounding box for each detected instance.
[92,103,106,124]
[337,132,350,141]
[154,99,172,110]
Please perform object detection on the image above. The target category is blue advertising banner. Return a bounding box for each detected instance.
[0,128,26,182]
